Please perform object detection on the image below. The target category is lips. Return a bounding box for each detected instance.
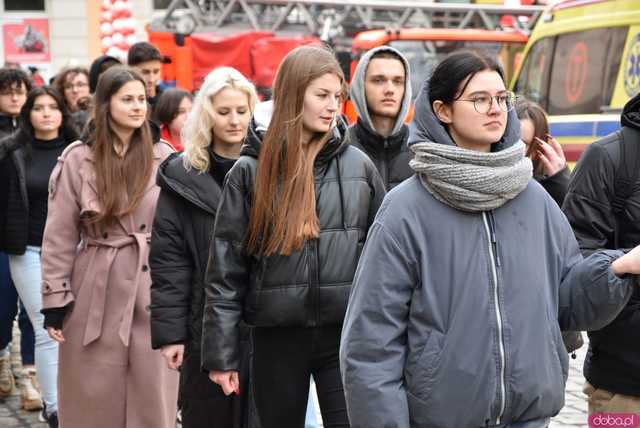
[484,121,502,127]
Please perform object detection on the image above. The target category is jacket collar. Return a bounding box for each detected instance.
[353,119,409,153]
[156,152,221,215]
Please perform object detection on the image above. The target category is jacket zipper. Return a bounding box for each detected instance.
[308,239,320,326]
[482,211,506,425]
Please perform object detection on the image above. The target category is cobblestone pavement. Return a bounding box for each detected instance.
[1,335,590,428]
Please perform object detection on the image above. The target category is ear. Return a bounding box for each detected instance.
[432,100,453,124]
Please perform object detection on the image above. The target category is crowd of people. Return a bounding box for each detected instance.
[0,37,638,428]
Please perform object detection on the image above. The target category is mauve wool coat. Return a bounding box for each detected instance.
[40,140,178,428]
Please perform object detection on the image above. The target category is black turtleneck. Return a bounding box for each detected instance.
[26,136,68,246]
[208,146,238,187]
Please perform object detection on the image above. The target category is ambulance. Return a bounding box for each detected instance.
[511,0,640,165]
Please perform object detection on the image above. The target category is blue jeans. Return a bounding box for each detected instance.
[9,246,59,412]
[305,377,319,428]
[0,252,35,364]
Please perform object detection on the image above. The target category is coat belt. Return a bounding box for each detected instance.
[81,232,150,347]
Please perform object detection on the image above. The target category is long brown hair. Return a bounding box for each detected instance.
[515,97,549,172]
[246,46,346,256]
[88,66,154,229]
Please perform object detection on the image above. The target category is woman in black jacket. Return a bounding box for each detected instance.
[149,67,258,428]
[203,46,386,428]
[0,85,78,426]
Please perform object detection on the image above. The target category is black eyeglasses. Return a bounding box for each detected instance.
[454,91,517,114]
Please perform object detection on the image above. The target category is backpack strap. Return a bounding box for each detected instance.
[612,126,640,248]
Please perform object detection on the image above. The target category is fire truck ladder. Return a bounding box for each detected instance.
[150,0,546,38]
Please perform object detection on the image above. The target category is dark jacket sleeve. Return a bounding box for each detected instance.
[149,189,194,349]
[554,202,635,331]
[562,143,617,256]
[538,166,570,208]
[365,158,387,229]
[201,161,251,372]
[340,221,416,427]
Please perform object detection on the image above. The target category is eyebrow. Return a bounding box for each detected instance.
[369,74,405,79]
[466,90,508,97]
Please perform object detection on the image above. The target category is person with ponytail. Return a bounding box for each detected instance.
[201,46,385,428]
[39,66,178,428]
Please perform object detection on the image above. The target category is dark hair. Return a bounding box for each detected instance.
[89,55,122,93]
[428,50,504,107]
[154,88,193,126]
[370,49,404,64]
[515,97,549,170]
[127,42,169,66]
[88,66,154,229]
[15,86,79,151]
[0,67,32,93]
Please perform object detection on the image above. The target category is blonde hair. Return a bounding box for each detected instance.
[183,67,258,172]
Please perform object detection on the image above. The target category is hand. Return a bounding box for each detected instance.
[208,370,240,396]
[612,244,640,276]
[160,344,184,371]
[536,135,566,177]
[47,327,65,343]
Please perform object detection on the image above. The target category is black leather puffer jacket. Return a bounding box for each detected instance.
[201,121,386,372]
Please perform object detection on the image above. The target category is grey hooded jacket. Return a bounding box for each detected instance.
[348,46,413,190]
[339,80,636,428]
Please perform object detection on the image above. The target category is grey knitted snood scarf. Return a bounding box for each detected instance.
[409,140,533,212]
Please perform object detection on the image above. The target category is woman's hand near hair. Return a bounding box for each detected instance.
[612,245,640,277]
[160,344,184,371]
[209,370,240,396]
[536,135,566,177]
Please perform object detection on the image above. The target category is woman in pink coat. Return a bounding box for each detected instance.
[39,66,178,428]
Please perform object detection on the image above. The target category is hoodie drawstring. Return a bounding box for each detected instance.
[335,156,347,231]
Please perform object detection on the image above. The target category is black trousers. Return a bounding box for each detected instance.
[252,326,349,428]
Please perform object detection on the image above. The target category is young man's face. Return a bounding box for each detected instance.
[133,60,162,98]
[0,82,27,117]
[364,57,406,121]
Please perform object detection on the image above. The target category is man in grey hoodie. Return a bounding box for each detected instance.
[349,46,413,190]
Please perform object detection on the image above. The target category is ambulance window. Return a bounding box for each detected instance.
[547,27,628,115]
[513,37,554,109]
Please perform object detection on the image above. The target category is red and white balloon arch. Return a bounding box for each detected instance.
[100,0,138,60]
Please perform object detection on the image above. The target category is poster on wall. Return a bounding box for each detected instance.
[3,18,51,63]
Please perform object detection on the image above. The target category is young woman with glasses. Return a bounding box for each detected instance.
[340,50,640,428]
[53,67,90,113]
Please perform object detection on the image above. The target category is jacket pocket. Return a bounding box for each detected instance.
[405,329,445,404]
[546,310,569,385]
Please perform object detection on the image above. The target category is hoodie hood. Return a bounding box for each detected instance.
[622,92,640,130]
[408,77,520,152]
[241,100,350,162]
[156,152,222,215]
[89,55,122,94]
[349,46,412,137]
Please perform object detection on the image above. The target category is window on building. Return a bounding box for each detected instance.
[154,0,172,9]
[4,0,45,11]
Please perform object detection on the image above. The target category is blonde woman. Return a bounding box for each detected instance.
[149,67,258,428]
